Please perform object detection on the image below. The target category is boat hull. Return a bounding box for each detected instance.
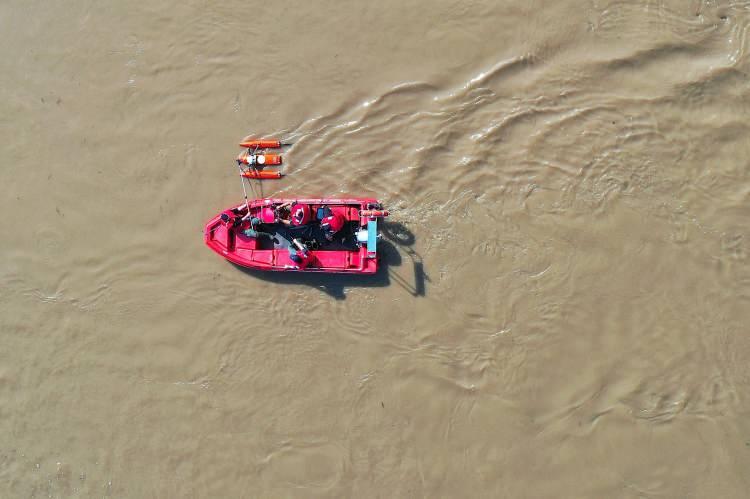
[204,198,384,274]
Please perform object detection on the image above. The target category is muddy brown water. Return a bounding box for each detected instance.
[2,0,750,497]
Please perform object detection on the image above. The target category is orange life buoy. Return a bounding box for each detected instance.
[237,151,282,166]
[239,139,282,149]
[359,209,389,218]
[241,170,283,179]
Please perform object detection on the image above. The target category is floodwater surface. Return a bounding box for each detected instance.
[1,0,750,497]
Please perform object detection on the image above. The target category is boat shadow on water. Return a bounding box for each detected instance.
[381,221,429,298]
[230,221,428,300]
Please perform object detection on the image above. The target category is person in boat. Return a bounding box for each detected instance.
[219,209,243,228]
[320,212,346,241]
[290,203,312,226]
[288,238,314,269]
[269,201,313,227]
[241,216,273,240]
[274,202,293,226]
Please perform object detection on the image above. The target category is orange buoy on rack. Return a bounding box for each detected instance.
[239,138,291,149]
[240,139,281,149]
[237,150,282,166]
[241,169,283,179]
[359,209,389,218]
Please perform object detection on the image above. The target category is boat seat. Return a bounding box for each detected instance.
[310,250,349,268]
[235,232,259,250]
[251,250,275,266]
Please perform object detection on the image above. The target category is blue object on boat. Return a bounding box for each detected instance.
[367,219,377,254]
[316,206,331,220]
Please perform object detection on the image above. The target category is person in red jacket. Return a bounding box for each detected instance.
[320,213,346,241]
[290,203,312,226]
[288,238,314,270]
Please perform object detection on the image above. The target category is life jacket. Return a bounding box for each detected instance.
[321,213,345,233]
[291,203,312,226]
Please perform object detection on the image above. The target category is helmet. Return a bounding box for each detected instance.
[291,203,312,226]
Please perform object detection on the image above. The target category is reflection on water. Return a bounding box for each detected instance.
[230,260,391,301]
[382,221,428,297]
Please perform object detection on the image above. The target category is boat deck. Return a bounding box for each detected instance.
[254,221,361,252]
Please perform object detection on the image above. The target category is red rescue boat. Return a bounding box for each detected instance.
[204,198,388,274]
